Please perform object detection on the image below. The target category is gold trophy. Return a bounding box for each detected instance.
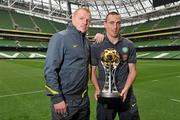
[100,48,121,98]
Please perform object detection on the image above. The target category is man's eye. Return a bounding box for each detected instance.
[108,22,121,25]
[108,22,114,25]
[117,22,121,25]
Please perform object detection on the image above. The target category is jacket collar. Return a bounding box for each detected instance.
[67,22,86,38]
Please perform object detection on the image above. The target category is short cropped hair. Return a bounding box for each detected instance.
[105,11,120,21]
[73,7,91,16]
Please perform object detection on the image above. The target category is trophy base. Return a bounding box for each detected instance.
[100,92,120,98]
[98,95,122,106]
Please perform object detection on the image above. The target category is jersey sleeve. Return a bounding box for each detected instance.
[90,44,98,66]
[128,41,137,64]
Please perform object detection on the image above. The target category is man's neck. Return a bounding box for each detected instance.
[107,34,119,45]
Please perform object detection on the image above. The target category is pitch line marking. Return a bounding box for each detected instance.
[0,90,44,98]
[170,99,180,103]
[0,84,93,98]
[152,80,159,82]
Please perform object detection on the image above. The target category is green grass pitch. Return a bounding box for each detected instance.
[0,59,180,120]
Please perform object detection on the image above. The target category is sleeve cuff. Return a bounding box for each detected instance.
[51,95,64,104]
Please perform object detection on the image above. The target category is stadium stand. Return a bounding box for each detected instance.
[0,1,180,60]
[0,9,13,29]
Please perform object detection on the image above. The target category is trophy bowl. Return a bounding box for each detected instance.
[99,48,121,98]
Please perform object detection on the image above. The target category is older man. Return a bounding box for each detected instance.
[44,8,91,120]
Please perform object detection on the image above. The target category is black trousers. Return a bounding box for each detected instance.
[97,94,140,120]
[51,96,90,120]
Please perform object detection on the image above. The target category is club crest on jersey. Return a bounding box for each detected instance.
[122,47,128,61]
[122,47,128,53]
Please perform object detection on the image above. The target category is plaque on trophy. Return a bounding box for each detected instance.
[99,48,121,98]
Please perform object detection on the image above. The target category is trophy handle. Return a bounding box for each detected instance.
[112,68,118,92]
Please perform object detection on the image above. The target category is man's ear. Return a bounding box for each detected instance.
[71,15,76,25]
[71,15,74,21]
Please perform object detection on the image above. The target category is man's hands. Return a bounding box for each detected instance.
[54,101,68,115]
[94,33,104,43]
[120,88,128,102]
[120,63,137,102]
[94,89,100,101]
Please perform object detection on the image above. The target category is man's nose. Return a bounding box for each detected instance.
[83,19,88,25]
[113,24,117,29]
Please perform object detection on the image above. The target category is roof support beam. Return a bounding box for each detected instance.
[67,1,72,16]
[130,0,138,15]
[94,1,101,19]
[138,0,146,12]
[112,0,119,13]
[103,1,109,14]
[122,1,131,16]
[41,0,44,10]
[8,0,18,7]
[49,0,52,15]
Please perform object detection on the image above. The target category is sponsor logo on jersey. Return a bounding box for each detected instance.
[123,54,128,61]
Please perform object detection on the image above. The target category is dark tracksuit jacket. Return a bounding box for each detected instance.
[44,23,90,112]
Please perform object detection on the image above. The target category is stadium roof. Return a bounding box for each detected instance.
[0,0,180,26]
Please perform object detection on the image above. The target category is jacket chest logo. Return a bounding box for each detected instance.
[72,44,78,48]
